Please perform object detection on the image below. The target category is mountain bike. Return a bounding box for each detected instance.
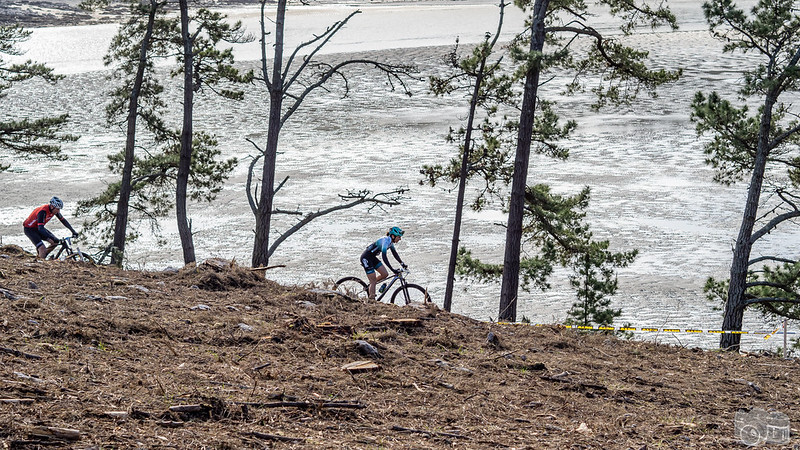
[334,268,431,305]
[47,237,96,264]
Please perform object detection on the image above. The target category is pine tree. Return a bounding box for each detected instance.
[0,24,78,172]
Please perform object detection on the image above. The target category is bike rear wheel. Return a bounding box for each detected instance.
[334,276,369,300]
[391,283,431,305]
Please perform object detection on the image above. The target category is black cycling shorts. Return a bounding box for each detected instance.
[24,227,49,248]
[360,252,383,275]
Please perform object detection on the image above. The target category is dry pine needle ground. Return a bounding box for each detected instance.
[1,245,799,449]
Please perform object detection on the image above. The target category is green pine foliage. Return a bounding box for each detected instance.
[428,0,675,324]
[691,0,800,338]
[0,24,78,172]
[76,1,248,250]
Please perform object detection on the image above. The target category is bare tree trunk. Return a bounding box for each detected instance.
[252,0,286,268]
[176,0,196,264]
[720,92,777,351]
[498,0,547,322]
[112,0,157,267]
[444,60,486,312]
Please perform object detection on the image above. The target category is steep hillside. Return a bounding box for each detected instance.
[0,246,798,449]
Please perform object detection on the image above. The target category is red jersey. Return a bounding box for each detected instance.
[23,204,56,229]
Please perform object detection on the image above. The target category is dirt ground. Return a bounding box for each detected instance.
[1,246,799,449]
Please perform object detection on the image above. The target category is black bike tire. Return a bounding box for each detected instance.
[334,276,369,300]
[66,251,96,264]
[390,283,431,305]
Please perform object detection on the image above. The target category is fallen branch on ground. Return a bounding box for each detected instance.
[391,425,470,440]
[233,400,366,409]
[244,431,304,443]
[0,347,42,360]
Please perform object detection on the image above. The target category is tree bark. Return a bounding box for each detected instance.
[720,91,777,351]
[111,0,158,267]
[176,0,196,264]
[444,60,485,312]
[252,0,286,268]
[498,0,547,322]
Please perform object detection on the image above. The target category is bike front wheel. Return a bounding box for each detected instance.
[334,276,369,300]
[390,283,431,305]
[66,251,95,264]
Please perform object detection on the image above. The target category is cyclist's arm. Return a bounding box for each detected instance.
[36,210,58,243]
[56,213,78,236]
[389,246,405,268]
[381,249,399,273]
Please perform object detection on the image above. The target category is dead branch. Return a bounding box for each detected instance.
[391,425,471,440]
[245,431,304,443]
[267,187,408,258]
[0,286,16,299]
[233,400,365,409]
[0,347,42,360]
[168,404,209,413]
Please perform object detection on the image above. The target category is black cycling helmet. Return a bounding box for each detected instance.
[388,226,404,237]
[49,196,63,209]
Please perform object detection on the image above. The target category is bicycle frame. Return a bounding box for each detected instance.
[50,237,91,263]
[375,269,408,302]
[49,237,75,260]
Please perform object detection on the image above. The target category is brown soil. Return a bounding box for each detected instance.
[0,246,799,449]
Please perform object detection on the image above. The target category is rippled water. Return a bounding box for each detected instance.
[3,0,792,350]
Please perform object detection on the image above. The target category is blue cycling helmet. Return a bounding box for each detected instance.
[388,226,404,237]
[49,196,63,209]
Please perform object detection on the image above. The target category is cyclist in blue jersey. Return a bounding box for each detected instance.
[360,226,407,300]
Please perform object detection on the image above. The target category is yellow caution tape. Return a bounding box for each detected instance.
[496,322,794,340]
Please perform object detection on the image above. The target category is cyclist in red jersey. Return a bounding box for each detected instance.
[23,196,79,258]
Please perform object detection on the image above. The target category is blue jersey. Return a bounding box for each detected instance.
[361,235,404,274]
[365,236,394,257]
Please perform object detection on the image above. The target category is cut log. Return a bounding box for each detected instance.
[341,360,381,374]
[29,426,81,441]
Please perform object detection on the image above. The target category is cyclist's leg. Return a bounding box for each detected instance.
[24,227,48,259]
[372,265,388,296]
[361,254,382,300]
[42,238,58,258]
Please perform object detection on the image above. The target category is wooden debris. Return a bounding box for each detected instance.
[316,322,353,334]
[168,404,209,413]
[0,398,34,404]
[156,420,185,428]
[0,286,16,299]
[391,425,470,440]
[250,265,285,274]
[104,411,129,420]
[0,347,41,360]
[252,362,271,371]
[233,400,366,410]
[29,426,81,441]
[540,373,607,391]
[342,360,381,374]
[245,431,304,443]
[388,318,422,327]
